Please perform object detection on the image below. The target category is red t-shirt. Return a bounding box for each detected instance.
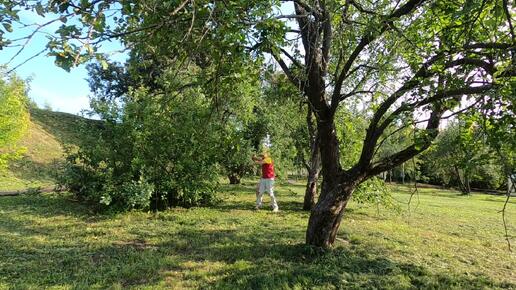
[261,157,275,179]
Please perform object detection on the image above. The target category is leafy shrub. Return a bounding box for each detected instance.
[57,145,156,211]
[0,71,30,170]
[57,86,221,211]
[100,180,154,210]
[353,177,399,210]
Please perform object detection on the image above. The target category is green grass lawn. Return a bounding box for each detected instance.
[0,181,514,289]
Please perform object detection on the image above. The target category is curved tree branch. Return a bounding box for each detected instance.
[331,0,429,109]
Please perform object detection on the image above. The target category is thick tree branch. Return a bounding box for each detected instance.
[445,57,495,74]
[367,55,491,139]
[348,0,379,15]
[367,107,444,176]
[464,42,515,50]
[371,98,483,162]
[271,51,303,90]
[360,52,443,154]
[364,81,495,179]
[353,52,474,171]
[321,2,332,69]
[294,3,311,63]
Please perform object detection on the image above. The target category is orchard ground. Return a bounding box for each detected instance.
[0,180,514,289]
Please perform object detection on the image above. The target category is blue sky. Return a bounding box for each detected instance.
[1,10,126,115]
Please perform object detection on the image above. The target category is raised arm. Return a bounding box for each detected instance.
[252,155,265,164]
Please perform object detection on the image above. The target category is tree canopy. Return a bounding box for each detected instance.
[0,71,29,169]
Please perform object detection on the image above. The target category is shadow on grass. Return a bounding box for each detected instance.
[211,199,305,213]
[0,193,107,220]
[0,194,513,289]
[216,181,305,212]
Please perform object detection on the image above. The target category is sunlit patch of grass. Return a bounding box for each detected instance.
[0,180,514,289]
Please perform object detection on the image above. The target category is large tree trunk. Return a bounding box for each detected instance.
[305,120,359,247]
[306,183,354,247]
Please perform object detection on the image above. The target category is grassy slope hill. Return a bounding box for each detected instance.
[0,108,101,191]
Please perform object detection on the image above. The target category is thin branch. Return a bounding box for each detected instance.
[501,190,512,252]
[463,42,514,50]
[494,146,514,252]
[342,64,379,81]
[104,23,162,39]
[348,0,379,15]
[339,90,374,101]
[280,48,303,69]
[280,0,313,13]
[502,0,515,44]
[276,14,309,19]
[407,111,421,215]
[181,0,196,43]
[6,13,73,65]
[7,48,47,74]
[332,0,429,106]
[105,0,190,39]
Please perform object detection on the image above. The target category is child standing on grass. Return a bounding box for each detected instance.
[252,152,279,212]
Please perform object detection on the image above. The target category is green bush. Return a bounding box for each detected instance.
[100,180,154,210]
[0,71,30,170]
[57,85,221,211]
[353,177,399,210]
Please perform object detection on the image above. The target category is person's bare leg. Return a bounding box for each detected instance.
[255,179,263,209]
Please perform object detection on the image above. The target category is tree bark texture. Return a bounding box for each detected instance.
[305,119,359,247]
[303,108,321,211]
[303,162,320,210]
[305,183,354,247]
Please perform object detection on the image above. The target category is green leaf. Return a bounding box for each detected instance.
[35,3,45,17]
[100,59,109,70]
[2,23,12,33]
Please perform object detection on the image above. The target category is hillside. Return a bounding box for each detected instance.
[0,108,102,191]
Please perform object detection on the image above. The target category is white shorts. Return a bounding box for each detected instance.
[259,178,274,194]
